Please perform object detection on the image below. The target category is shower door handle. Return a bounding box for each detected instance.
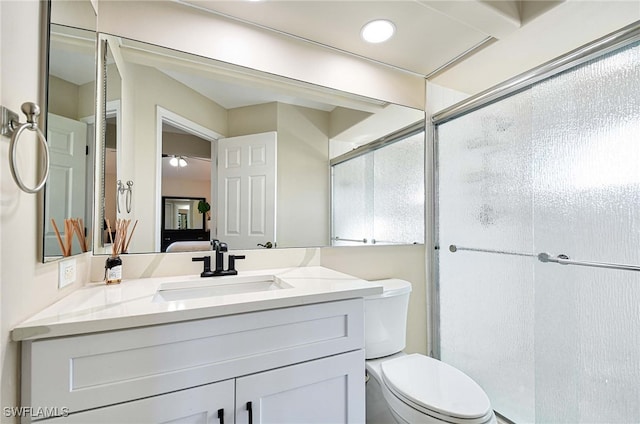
[448,244,640,272]
[538,253,640,272]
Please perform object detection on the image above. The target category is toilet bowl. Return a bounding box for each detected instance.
[365,279,496,424]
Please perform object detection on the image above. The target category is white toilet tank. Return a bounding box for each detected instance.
[364,279,412,359]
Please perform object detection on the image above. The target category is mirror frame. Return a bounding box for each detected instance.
[94,36,110,256]
[40,0,51,262]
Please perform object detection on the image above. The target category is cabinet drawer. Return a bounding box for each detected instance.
[22,299,364,415]
[45,380,234,423]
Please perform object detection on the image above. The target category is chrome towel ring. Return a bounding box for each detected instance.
[3,102,50,193]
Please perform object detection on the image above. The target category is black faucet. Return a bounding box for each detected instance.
[212,239,227,274]
[192,256,215,277]
[197,239,245,277]
[227,253,246,275]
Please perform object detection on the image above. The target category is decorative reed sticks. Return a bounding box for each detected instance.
[105,218,138,256]
[51,218,90,257]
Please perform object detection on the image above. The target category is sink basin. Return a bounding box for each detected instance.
[152,274,292,302]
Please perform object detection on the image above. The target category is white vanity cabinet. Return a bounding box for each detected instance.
[21,299,365,423]
[46,351,364,423]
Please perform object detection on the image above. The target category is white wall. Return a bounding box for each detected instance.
[51,0,96,31]
[321,245,427,355]
[0,1,91,418]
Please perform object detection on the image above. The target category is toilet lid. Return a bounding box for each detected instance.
[380,354,491,420]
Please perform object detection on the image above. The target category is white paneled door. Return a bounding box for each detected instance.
[45,113,87,256]
[217,132,277,250]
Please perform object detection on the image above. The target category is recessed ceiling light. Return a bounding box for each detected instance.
[361,19,395,44]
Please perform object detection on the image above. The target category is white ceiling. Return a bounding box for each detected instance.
[181,0,566,78]
[179,0,640,95]
[183,0,496,77]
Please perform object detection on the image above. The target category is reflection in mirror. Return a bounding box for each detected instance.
[43,0,96,262]
[163,198,205,230]
[161,196,209,252]
[96,35,425,254]
[161,121,213,252]
[331,124,425,246]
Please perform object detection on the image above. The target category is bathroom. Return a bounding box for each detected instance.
[1,0,639,422]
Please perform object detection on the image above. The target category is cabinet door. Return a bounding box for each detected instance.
[236,350,365,424]
[46,379,234,423]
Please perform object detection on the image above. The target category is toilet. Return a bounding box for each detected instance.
[365,279,497,424]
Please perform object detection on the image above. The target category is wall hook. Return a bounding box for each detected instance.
[117,179,134,213]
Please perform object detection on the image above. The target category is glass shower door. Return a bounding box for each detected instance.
[437,38,640,423]
[437,89,537,423]
[530,41,640,422]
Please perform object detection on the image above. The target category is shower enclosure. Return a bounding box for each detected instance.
[434,23,640,423]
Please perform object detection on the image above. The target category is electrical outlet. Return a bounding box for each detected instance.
[58,258,76,289]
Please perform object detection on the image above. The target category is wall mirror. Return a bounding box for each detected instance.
[43,0,97,262]
[95,33,424,254]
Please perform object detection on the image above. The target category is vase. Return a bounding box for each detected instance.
[105,255,123,284]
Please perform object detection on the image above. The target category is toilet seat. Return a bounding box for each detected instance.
[380,354,494,424]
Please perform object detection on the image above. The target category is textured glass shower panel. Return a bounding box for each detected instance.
[332,155,372,245]
[438,252,535,423]
[437,91,536,423]
[438,92,534,254]
[373,132,425,244]
[531,41,640,423]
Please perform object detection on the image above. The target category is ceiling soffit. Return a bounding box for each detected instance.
[182,0,528,76]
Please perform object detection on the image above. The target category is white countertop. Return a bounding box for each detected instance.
[12,266,382,341]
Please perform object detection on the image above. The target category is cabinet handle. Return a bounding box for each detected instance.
[246,401,253,424]
[217,408,224,424]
